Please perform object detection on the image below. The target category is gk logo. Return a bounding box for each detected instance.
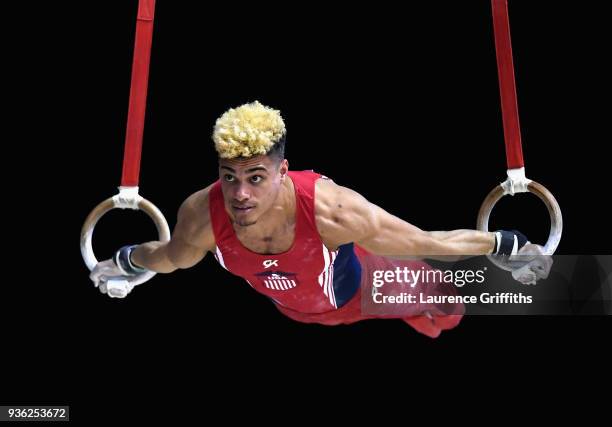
[263,259,279,268]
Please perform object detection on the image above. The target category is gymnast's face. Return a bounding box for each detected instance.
[218,155,288,227]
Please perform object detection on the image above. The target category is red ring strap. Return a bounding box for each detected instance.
[120,0,156,187]
[119,1,524,181]
[491,0,524,170]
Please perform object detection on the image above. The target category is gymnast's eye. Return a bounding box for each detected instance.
[224,175,235,182]
[250,175,263,184]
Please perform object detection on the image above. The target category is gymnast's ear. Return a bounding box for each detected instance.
[279,158,289,178]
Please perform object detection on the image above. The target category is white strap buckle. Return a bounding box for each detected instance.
[112,186,143,210]
[501,167,532,196]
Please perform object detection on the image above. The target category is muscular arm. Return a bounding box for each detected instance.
[315,179,495,258]
[130,186,215,273]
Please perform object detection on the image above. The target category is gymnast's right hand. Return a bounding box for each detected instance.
[89,245,146,298]
[89,259,131,295]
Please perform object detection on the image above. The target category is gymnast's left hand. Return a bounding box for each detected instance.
[510,244,553,285]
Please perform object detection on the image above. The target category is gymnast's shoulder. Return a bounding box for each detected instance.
[173,184,215,248]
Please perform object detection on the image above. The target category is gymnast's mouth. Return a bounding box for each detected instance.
[232,205,255,212]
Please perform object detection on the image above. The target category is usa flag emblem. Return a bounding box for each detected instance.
[255,271,298,291]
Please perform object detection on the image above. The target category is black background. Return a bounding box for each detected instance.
[3,0,610,418]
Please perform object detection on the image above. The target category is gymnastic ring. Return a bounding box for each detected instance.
[477,180,562,271]
[80,196,170,286]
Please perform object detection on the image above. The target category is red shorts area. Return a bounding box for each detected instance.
[275,245,464,338]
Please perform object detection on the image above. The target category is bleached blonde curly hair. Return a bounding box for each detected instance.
[212,101,286,159]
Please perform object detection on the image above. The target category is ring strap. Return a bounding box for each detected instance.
[120,0,156,187]
[491,0,524,170]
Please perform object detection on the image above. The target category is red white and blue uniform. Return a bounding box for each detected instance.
[209,170,462,337]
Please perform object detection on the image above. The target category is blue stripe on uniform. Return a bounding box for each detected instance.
[331,243,362,307]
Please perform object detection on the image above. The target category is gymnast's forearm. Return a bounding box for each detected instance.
[130,241,178,274]
[425,230,496,261]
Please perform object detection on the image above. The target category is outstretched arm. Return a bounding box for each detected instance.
[130,188,215,273]
[315,179,497,258]
[89,187,215,296]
